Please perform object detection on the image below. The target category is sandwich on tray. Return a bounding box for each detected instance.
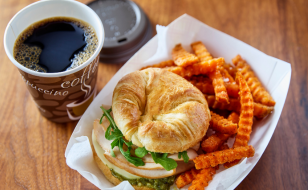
[91,41,274,190]
[92,67,210,190]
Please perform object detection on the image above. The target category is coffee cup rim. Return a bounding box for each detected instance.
[3,0,105,78]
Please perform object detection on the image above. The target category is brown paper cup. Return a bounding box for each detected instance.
[4,0,105,123]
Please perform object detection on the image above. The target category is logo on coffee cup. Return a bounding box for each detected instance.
[18,55,99,123]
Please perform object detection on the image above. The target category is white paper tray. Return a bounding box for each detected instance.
[65,14,291,190]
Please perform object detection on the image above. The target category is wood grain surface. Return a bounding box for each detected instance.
[0,0,307,189]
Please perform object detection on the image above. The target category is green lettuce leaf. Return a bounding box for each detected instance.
[135,147,148,158]
[150,152,177,171]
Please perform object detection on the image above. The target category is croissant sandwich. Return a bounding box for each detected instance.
[92,68,211,190]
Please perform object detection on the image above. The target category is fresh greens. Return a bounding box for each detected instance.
[150,152,178,171]
[100,106,183,171]
[105,125,123,140]
[136,148,179,171]
[100,107,122,141]
[110,138,119,157]
[135,147,148,158]
[100,106,144,167]
[178,151,189,163]
[118,138,145,167]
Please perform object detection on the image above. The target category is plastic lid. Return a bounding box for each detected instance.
[87,0,153,63]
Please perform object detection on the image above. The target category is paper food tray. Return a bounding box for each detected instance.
[65,14,291,190]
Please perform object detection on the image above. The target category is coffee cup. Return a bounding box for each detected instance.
[4,0,105,123]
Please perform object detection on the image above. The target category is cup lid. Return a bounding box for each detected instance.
[87,0,153,63]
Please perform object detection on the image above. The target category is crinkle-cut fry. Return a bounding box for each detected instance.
[233,73,254,148]
[205,95,274,119]
[191,41,213,62]
[172,44,199,67]
[218,144,230,151]
[224,104,249,168]
[163,57,225,78]
[140,60,175,70]
[189,75,210,82]
[254,103,274,119]
[205,95,241,112]
[194,145,255,169]
[217,143,240,169]
[175,168,199,188]
[210,111,237,134]
[188,167,216,190]
[208,69,229,104]
[224,74,254,169]
[185,75,210,84]
[220,66,235,83]
[189,77,215,95]
[189,76,239,98]
[223,63,237,78]
[224,159,240,169]
[201,133,230,153]
[225,82,239,98]
[232,55,276,106]
[228,112,240,124]
[223,143,240,168]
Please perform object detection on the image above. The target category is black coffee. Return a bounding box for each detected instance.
[14,17,98,73]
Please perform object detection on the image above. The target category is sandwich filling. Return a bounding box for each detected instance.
[99,107,196,171]
[92,105,201,189]
[92,130,176,190]
[92,129,139,179]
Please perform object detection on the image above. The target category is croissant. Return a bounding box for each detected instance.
[112,68,211,153]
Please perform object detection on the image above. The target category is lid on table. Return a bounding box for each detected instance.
[87,0,153,63]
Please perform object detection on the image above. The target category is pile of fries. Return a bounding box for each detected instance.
[141,41,275,190]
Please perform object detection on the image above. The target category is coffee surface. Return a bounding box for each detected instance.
[14,17,98,73]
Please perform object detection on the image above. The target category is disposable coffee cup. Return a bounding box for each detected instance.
[4,0,105,123]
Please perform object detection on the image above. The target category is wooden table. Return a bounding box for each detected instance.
[0,0,307,189]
